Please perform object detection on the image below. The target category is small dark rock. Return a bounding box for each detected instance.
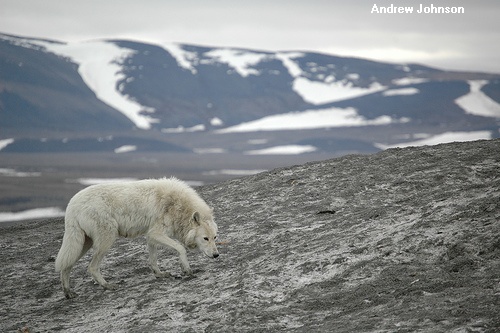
[317,210,336,215]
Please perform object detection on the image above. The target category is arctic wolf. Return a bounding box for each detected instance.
[55,178,219,299]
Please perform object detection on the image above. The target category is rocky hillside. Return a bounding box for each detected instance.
[1,139,499,332]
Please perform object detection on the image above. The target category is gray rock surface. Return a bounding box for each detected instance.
[1,139,499,332]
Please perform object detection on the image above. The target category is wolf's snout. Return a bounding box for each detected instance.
[213,253,219,258]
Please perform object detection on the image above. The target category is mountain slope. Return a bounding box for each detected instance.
[1,33,500,154]
[0,34,134,134]
[1,139,499,332]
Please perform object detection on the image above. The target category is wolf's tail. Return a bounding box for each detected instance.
[55,222,86,272]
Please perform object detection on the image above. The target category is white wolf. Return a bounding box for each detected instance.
[55,177,219,299]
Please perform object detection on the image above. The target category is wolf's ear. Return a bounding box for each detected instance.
[192,211,201,225]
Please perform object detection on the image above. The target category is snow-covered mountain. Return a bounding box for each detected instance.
[1,33,500,154]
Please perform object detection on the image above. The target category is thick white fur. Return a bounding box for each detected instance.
[55,177,218,299]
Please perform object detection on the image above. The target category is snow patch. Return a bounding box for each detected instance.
[275,52,384,104]
[0,168,41,177]
[392,77,429,85]
[194,148,227,154]
[161,126,185,133]
[161,43,198,74]
[114,145,137,153]
[455,80,500,118]
[204,49,269,77]
[218,107,408,133]
[245,145,317,155]
[276,52,305,78]
[31,39,158,129]
[161,124,206,133]
[0,207,65,223]
[400,65,411,72]
[346,73,360,80]
[1,35,49,51]
[294,78,385,104]
[210,117,224,126]
[383,87,419,96]
[376,131,492,149]
[186,124,206,132]
[0,138,14,151]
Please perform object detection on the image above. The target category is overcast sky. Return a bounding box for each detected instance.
[1,0,499,73]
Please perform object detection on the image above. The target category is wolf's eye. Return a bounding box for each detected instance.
[214,236,217,240]
[203,237,209,241]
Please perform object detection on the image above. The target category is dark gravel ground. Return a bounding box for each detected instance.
[1,139,499,332]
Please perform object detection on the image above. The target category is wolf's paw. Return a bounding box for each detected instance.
[64,290,78,299]
[103,283,119,290]
[181,273,196,281]
[154,271,171,278]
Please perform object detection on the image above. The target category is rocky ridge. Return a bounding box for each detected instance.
[1,139,499,332]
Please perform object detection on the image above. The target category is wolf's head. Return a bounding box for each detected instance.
[186,211,219,258]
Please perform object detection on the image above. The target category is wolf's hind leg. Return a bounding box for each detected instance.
[147,242,170,278]
[79,235,93,260]
[60,267,77,299]
[88,234,117,290]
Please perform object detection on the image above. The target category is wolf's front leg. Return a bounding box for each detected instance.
[178,248,193,276]
[147,233,192,276]
[147,243,170,278]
